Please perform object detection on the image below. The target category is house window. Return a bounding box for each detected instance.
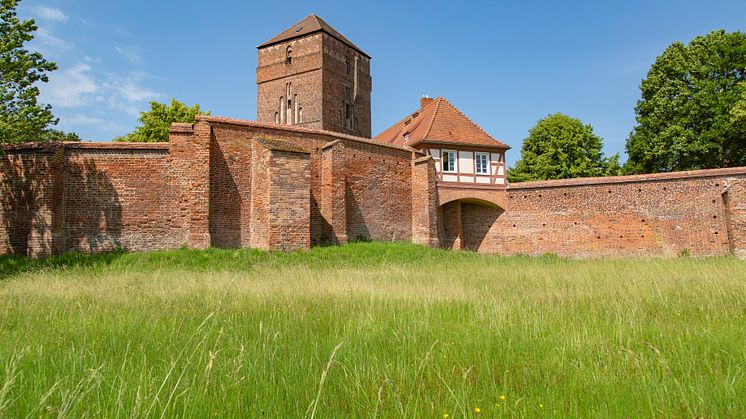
[475,152,489,175]
[442,150,457,173]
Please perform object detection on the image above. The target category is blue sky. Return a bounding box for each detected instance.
[18,0,746,167]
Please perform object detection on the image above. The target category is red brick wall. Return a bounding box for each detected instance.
[411,156,440,247]
[267,149,311,250]
[249,138,311,251]
[201,116,413,246]
[0,148,61,257]
[209,125,253,248]
[6,118,746,259]
[1,143,188,257]
[455,169,746,257]
[343,141,411,242]
[722,180,746,258]
[249,141,270,250]
[63,147,185,253]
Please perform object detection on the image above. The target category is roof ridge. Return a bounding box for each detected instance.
[421,97,443,141]
[438,97,510,148]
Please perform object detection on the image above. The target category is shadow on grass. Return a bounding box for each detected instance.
[0,250,127,280]
[0,242,504,280]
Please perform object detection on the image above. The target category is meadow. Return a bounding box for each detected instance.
[0,242,744,417]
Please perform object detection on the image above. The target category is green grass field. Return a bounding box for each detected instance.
[0,243,745,417]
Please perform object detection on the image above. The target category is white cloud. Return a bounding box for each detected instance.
[114,45,143,65]
[36,28,73,50]
[64,114,104,125]
[43,63,99,107]
[34,5,68,23]
[114,26,134,37]
[104,77,158,103]
[61,114,127,133]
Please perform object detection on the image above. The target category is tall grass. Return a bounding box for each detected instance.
[0,242,744,417]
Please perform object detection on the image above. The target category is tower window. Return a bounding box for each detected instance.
[345,103,351,119]
[345,58,351,74]
[286,46,293,64]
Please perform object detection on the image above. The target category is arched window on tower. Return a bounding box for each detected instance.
[293,94,298,125]
[298,107,303,124]
[279,96,285,124]
[345,58,351,74]
[286,46,293,65]
[274,112,279,124]
[285,83,293,125]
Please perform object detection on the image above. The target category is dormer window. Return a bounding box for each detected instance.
[286,46,293,64]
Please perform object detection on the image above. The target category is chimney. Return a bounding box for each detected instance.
[420,95,434,109]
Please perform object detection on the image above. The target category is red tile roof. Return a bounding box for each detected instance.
[373,97,510,150]
[257,14,370,58]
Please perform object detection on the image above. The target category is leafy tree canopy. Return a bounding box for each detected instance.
[508,113,620,183]
[115,99,209,142]
[625,30,746,174]
[0,0,76,144]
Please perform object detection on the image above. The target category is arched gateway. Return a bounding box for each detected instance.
[374,96,510,252]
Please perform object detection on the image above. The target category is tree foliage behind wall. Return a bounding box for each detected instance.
[115,99,208,142]
[0,0,58,144]
[625,30,746,174]
[508,113,620,182]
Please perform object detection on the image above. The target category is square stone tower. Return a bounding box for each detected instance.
[256,14,372,138]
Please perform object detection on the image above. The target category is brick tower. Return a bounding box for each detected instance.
[256,14,372,138]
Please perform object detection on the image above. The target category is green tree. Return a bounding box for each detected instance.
[508,113,620,182]
[116,99,208,142]
[733,81,746,126]
[625,30,746,174]
[0,0,63,144]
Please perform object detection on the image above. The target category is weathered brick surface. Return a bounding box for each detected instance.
[4,120,746,258]
[199,116,412,245]
[63,147,184,253]
[256,31,372,138]
[321,34,372,138]
[268,148,311,250]
[320,141,347,244]
[458,169,746,257]
[0,148,63,257]
[411,156,439,246]
[2,143,187,256]
[722,180,746,258]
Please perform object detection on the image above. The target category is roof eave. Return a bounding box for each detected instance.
[415,139,511,150]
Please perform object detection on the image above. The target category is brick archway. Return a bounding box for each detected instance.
[438,197,504,252]
[437,185,506,209]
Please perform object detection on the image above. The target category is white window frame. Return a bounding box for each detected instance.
[442,150,457,173]
[475,152,489,175]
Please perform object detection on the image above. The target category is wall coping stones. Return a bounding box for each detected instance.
[509,166,746,190]
[169,123,195,134]
[3,142,170,152]
[196,115,418,154]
